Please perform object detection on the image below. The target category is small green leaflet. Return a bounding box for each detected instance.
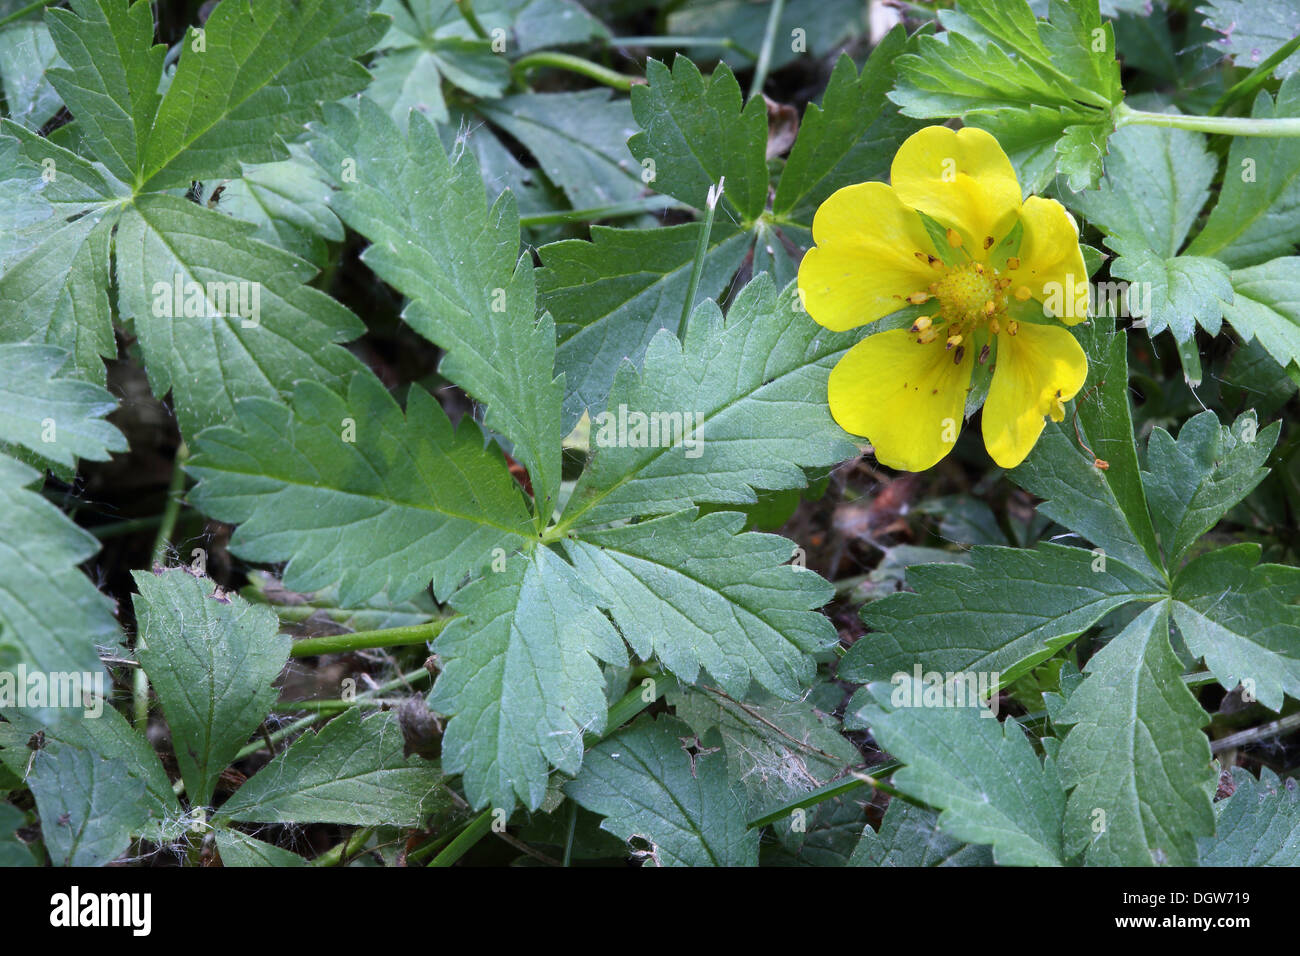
[538,220,752,427]
[0,343,126,467]
[429,545,627,811]
[889,0,1121,191]
[1220,257,1300,372]
[1141,410,1277,568]
[0,21,64,130]
[214,830,310,867]
[849,798,994,867]
[1072,122,1228,343]
[565,715,759,866]
[215,709,451,827]
[186,373,535,605]
[773,34,923,224]
[131,569,290,808]
[1188,75,1300,268]
[1198,0,1300,79]
[1055,602,1216,866]
[628,56,769,220]
[852,678,1066,866]
[556,276,859,531]
[838,543,1163,686]
[309,96,564,514]
[1199,768,1300,865]
[563,509,837,700]
[1171,545,1300,713]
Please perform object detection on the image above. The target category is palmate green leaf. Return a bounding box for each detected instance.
[848,798,994,867]
[556,276,859,532]
[1199,768,1300,865]
[852,678,1066,866]
[0,343,126,467]
[0,21,64,130]
[563,509,837,699]
[186,372,535,605]
[215,709,451,827]
[474,91,644,211]
[838,543,1163,686]
[1141,410,1277,567]
[537,221,752,427]
[628,56,769,220]
[1056,602,1216,866]
[669,681,859,817]
[0,456,117,680]
[131,569,290,809]
[1220,256,1300,371]
[429,546,627,811]
[309,97,563,514]
[214,829,309,867]
[1011,318,1164,579]
[1073,122,1227,342]
[1198,0,1300,79]
[889,0,1120,192]
[1188,75,1300,268]
[772,34,922,224]
[1171,545,1300,713]
[565,714,759,867]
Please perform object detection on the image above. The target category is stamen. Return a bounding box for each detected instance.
[945,228,963,249]
[983,300,996,315]
[983,236,995,250]
[907,292,931,304]
[917,329,939,344]
[1006,256,1020,271]
[1008,319,1020,336]
[978,344,990,364]
[953,345,966,365]
[1014,285,1032,301]
[945,334,963,350]
[989,318,1001,335]
[911,316,933,333]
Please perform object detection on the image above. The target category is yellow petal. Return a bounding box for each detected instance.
[828,329,973,472]
[798,181,939,332]
[890,126,1021,251]
[982,322,1088,468]
[1003,196,1090,325]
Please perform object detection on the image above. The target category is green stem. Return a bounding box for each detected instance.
[91,514,164,540]
[1209,32,1300,116]
[454,0,489,40]
[677,179,723,341]
[312,827,375,867]
[748,0,785,98]
[232,665,433,763]
[746,763,900,829]
[289,618,450,658]
[135,441,189,731]
[0,0,58,28]
[608,35,752,57]
[511,52,640,92]
[1115,101,1300,137]
[427,809,494,867]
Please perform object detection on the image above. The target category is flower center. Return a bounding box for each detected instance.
[905,244,1033,362]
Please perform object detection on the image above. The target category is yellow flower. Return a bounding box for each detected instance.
[798,125,1089,472]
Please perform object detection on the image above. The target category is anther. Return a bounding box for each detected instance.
[945,334,963,350]
[978,344,990,364]
[945,228,962,248]
[1006,256,1020,271]
[983,236,995,250]
[911,316,933,333]
[983,300,996,315]
[1014,285,1032,301]
[917,329,939,344]
[1008,320,1020,335]
[953,345,966,365]
[989,318,1001,335]
[907,292,931,304]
